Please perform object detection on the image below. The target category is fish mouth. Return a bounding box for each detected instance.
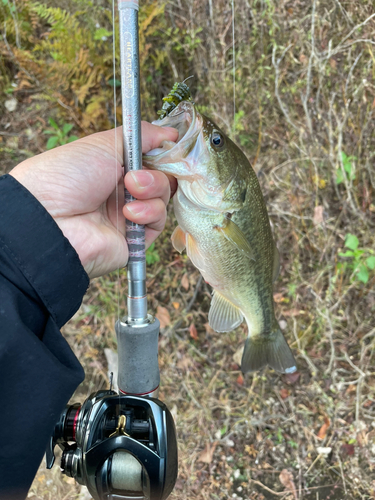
[143,101,201,173]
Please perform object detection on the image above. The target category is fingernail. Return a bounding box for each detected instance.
[130,170,154,188]
[126,201,147,216]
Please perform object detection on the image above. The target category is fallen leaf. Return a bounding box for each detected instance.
[189,323,198,340]
[156,306,171,329]
[172,301,180,309]
[198,441,218,463]
[244,444,257,458]
[181,273,189,290]
[204,322,215,334]
[329,58,337,68]
[283,308,303,317]
[273,292,285,303]
[280,388,290,399]
[279,469,297,499]
[313,205,324,225]
[341,443,355,456]
[283,371,300,385]
[317,416,330,440]
[236,374,244,385]
[233,346,243,367]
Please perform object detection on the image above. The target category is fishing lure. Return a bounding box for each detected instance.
[157,77,194,119]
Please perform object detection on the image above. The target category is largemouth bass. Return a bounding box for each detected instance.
[143,98,296,374]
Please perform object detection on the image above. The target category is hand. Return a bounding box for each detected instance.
[10,122,178,279]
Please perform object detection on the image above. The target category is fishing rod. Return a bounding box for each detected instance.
[45,2,178,499]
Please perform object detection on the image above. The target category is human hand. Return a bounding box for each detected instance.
[10,122,178,279]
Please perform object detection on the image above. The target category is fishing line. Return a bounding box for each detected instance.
[232,0,236,128]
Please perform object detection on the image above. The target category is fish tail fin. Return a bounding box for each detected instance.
[241,329,297,374]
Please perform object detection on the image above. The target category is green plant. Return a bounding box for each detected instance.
[338,234,375,284]
[145,242,160,265]
[43,118,78,149]
[336,152,356,184]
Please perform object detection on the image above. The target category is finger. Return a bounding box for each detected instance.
[75,122,178,168]
[125,170,172,206]
[141,122,178,153]
[123,198,167,234]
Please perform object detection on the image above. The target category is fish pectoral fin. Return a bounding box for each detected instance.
[272,243,280,283]
[171,225,186,253]
[241,328,297,374]
[215,219,255,261]
[186,233,205,271]
[208,292,243,332]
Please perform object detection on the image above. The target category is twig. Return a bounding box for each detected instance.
[301,0,316,135]
[166,275,203,336]
[181,381,202,409]
[292,317,318,375]
[186,275,203,313]
[272,44,298,132]
[326,13,375,57]
[250,479,288,497]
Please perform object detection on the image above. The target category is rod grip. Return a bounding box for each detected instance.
[115,318,160,395]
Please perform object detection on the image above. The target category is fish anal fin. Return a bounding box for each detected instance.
[215,219,255,261]
[272,244,280,283]
[241,328,297,374]
[171,225,186,253]
[186,233,205,271]
[208,291,243,332]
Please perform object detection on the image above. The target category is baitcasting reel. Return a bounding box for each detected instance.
[46,389,178,500]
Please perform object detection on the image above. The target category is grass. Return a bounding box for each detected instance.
[1,0,375,499]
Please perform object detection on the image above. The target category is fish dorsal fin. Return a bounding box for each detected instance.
[171,225,186,253]
[215,218,255,261]
[272,244,280,283]
[208,291,244,332]
[186,233,205,271]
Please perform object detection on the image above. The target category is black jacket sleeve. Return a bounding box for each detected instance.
[0,174,88,499]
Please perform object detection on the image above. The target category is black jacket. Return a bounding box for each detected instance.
[0,174,88,499]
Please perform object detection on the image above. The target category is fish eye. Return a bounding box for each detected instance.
[211,131,224,148]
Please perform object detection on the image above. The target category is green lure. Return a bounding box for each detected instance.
[157,79,194,119]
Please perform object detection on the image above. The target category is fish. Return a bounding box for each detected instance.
[143,95,297,375]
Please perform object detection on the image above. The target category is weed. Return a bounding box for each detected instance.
[146,242,160,265]
[338,234,375,284]
[43,118,78,149]
[336,152,357,185]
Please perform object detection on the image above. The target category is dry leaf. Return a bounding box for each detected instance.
[198,441,218,463]
[233,346,243,367]
[172,301,180,309]
[204,322,215,335]
[284,371,300,385]
[313,205,324,225]
[279,469,297,499]
[181,273,189,290]
[156,306,171,329]
[329,58,337,68]
[273,292,285,303]
[317,416,330,440]
[341,443,355,456]
[189,323,198,340]
[280,388,290,399]
[283,308,303,317]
